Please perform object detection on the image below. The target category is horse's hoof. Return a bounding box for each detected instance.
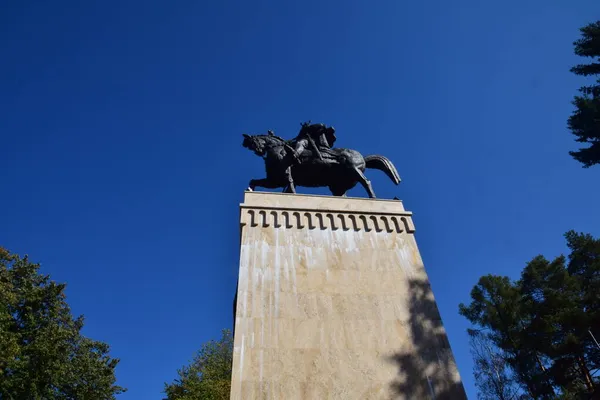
[247,187,254,192]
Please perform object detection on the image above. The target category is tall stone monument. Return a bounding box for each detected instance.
[233,122,466,399]
[230,191,466,399]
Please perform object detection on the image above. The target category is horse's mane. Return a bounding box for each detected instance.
[265,133,294,146]
[271,134,287,143]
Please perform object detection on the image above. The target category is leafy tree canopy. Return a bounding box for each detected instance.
[568,21,600,167]
[0,247,125,399]
[163,329,233,400]
[459,231,600,399]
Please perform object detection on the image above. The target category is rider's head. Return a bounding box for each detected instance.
[307,123,325,134]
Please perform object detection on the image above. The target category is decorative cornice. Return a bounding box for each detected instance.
[239,191,416,233]
[240,208,415,233]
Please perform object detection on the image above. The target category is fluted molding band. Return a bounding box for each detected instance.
[240,207,415,233]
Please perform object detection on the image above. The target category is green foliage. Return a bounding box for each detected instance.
[568,21,600,167]
[0,247,125,399]
[163,329,233,400]
[459,231,600,399]
[459,275,554,398]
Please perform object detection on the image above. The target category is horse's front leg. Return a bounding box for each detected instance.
[249,178,282,191]
[282,167,296,194]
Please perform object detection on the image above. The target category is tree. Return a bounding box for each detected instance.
[568,21,600,168]
[460,231,600,399]
[0,247,125,399]
[564,231,600,388]
[519,254,593,395]
[163,329,233,400]
[467,329,522,400]
[459,275,555,398]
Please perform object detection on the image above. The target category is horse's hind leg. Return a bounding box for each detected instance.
[353,167,376,198]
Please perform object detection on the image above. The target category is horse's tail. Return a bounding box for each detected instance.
[364,155,401,185]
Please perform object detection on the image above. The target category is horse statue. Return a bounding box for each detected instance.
[242,131,400,198]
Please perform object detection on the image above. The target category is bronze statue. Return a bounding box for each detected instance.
[242,122,400,198]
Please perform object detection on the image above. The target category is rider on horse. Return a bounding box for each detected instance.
[292,122,336,163]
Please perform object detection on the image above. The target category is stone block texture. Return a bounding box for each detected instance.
[231,192,466,400]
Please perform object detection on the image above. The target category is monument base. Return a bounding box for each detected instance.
[231,192,466,400]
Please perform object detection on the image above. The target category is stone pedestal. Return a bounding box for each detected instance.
[231,191,466,400]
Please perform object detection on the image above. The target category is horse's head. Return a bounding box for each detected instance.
[242,134,265,156]
[242,131,284,157]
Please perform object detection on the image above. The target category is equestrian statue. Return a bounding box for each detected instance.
[242,121,400,198]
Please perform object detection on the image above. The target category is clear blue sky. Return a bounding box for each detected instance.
[2,1,599,398]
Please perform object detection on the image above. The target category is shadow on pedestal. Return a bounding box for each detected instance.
[386,279,467,400]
